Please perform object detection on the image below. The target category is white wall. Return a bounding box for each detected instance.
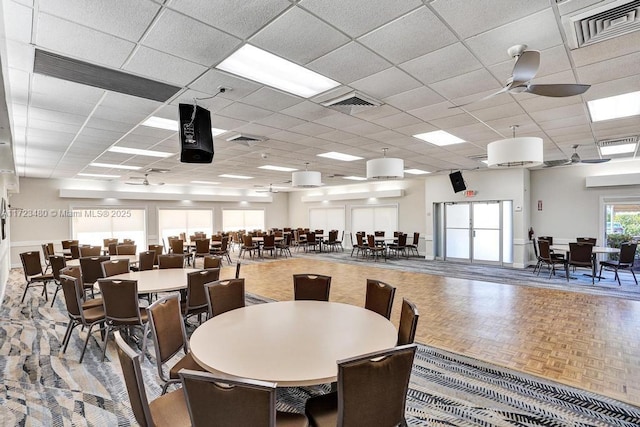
[9,177,289,267]
[530,159,640,244]
[288,179,426,251]
[423,168,530,267]
[0,174,11,303]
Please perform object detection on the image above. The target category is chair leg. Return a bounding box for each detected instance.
[79,323,99,363]
[50,285,61,307]
[20,282,31,303]
[62,320,78,352]
[101,324,112,361]
[598,264,604,282]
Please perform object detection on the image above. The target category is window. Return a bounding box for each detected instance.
[309,207,345,234]
[222,209,265,232]
[71,208,146,248]
[158,209,213,244]
[351,205,398,237]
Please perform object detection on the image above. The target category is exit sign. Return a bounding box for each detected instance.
[464,190,476,197]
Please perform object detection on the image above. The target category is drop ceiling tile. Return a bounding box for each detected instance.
[316,130,359,143]
[288,121,334,137]
[383,86,445,111]
[517,93,582,113]
[577,52,640,86]
[190,69,263,101]
[4,1,32,43]
[142,9,241,66]
[307,42,391,85]
[234,123,281,137]
[545,123,593,138]
[429,68,502,100]
[169,0,291,39]
[358,7,457,64]
[239,87,303,112]
[209,115,248,131]
[465,9,563,66]
[351,104,400,121]
[31,73,107,104]
[8,69,31,105]
[39,0,161,42]
[395,122,439,137]
[281,101,340,121]
[374,112,422,128]
[216,102,273,122]
[401,43,483,85]
[29,91,97,117]
[539,115,589,131]
[170,89,234,113]
[571,30,640,67]
[314,113,367,130]
[529,104,586,123]
[250,7,349,65]
[431,0,550,39]
[85,116,137,133]
[350,67,422,100]
[582,74,640,101]
[300,0,422,38]
[124,46,208,86]
[254,113,306,130]
[36,14,136,67]
[471,102,525,122]
[6,40,34,72]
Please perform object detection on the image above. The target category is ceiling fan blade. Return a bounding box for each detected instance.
[448,87,509,109]
[525,84,590,97]
[125,182,144,185]
[511,50,540,83]
[580,158,611,164]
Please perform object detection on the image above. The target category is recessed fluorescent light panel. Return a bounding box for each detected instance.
[588,91,640,122]
[343,176,367,181]
[216,44,340,98]
[90,162,141,170]
[404,168,430,175]
[599,143,637,156]
[219,174,253,180]
[258,165,298,172]
[78,173,121,178]
[142,116,226,136]
[108,146,174,158]
[191,180,220,185]
[317,152,364,162]
[413,130,465,146]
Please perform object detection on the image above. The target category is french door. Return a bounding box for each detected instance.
[443,201,512,265]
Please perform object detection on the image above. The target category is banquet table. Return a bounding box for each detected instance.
[67,254,138,267]
[107,268,199,294]
[550,244,620,278]
[189,300,398,387]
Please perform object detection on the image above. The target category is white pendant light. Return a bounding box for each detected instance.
[292,162,322,187]
[366,148,404,180]
[487,125,543,168]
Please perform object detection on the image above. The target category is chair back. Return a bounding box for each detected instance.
[219,236,229,252]
[195,238,210,255]
[101,258,130,277]
[158,254,184,269]
[328,230,338,243]
[203,256,222,269]
[364,279,396,319]
[532,238,540,258]
[147,294,188,369]
[619,242,638,264]
[374,231,385,237]
[263,235,275,247]
[397,298,419,346]
[20,251,45,277]
[293,274,331,301]
[108,242,118,255]
[41,243,52,260]
[116,244,137,255]
[306,232,316,244]
[114,331,155,427]
[205,278,245,318]
[538,236,553,245]
[537,239,552,260]
[412,232,420,245]
[79,256,110,284]
[79,245,102,257]
[60,265,83,285]
[103,238,118,248]
[59,274,83,318]
[179,369,277,426]
[148,244,164,265]
[366,235,377,249]
[569,242,594,265]
[170,239,185,254]
[138,251,155,271]
[185,269,221,316]
[356,233,366,248]
[397,233,407,247]
[337,344,417,426]
[243,234,254,248]
[70,245,81,259]
[49,255,67,281]
[98,278,142,324]
[62,240,79,250]
[577,237,597,245]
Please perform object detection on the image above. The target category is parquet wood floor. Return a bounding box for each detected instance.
[221,257,640,407]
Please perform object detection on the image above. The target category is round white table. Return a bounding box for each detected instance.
[189,301,398,386]
[67,254,137,267]
[108,268,199,294]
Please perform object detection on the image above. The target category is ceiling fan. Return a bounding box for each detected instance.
[126,173,165,186]
[543,144,611,167]
[450,44,590,108]
[255,184,279,193]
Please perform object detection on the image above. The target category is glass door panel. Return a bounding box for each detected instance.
[445,203,470,261]
[472,202,501,263]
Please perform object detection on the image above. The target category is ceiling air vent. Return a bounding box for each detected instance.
[564,0,640,48]
[322,91,381,115]
[596,135,638,148]
[225,134,267,147]
[33,49,181,102]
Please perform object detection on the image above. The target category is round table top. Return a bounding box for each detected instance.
[550,244,620,254]
[108,268,199,293]
[189,300,398,386]
[67,254,137,267]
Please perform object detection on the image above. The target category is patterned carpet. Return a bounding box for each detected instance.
[2,267,640,426]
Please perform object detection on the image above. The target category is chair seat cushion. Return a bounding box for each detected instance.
[169,352,206,379]
[276,410,309,427]
[149,387,191,427]
[82,298,103,309]
[304,391,337,427]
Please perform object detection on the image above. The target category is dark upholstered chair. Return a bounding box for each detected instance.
[203,255,223,269]
[407,232,420,256]
[599,242,637,286]
[19,251,54,303]
[211,236,232,264]
[116,244,137,255]
[397,298,419,346]
[364,279,396,319]
[138,250,155,271]
[566,242,595,284]
[146,294,206,394]
[205,278,245,318]
[114,331,190,427]
[577,237,597,245]
[101,258,130,277]
[79,245,102,257]
[366,235,386,262]
[97,278,149,361]
[305,344,417,427]
[48,254,67,307]
[537,239,567,279]
[179,369,308,427]
[148,244,164,266]
[158,254,185,269]
[192,238,211,267]
[293,274,331,301]
[59,274,106,363]
[183,269,220,324]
